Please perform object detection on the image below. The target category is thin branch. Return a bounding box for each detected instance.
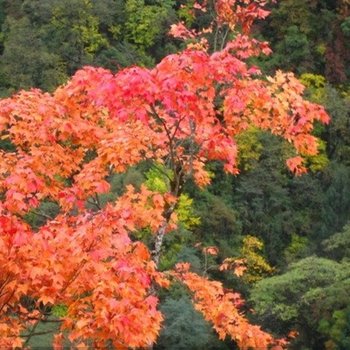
[60,258,87,295]
[220,26,230,50]
[213,25,220,52]
[59,236,96,295]
[31,210,53,220]
[23,318,41,346]
[151,163,173,182]
[149,105,177,172]
[94,193,102,210]
[173,165,185,198]
[170,115,187,141]
[22,330,55,338]
[206,264,218,272]
[0,289,16,314]
[87,199,100,209]
[0,275,12,298]
[150,105,173,141]
[87,193,102,211]
[27,317,63,323]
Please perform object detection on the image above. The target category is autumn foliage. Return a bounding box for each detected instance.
[174,262,288,350]
[0,1,329,349]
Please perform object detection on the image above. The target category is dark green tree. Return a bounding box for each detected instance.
[250,256,350,349]
[0,16,66,94]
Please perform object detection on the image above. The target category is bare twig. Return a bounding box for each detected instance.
[22,330,55,339]
[220,27,230,50]
[23,317,42,346]
[31,210,53,220]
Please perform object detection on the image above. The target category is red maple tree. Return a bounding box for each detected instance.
[0,1,329,349]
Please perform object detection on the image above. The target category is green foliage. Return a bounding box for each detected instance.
[260,0,344,79]
[52,304,68,318]
[322,86,350,164]
[49,0,108,72]
[24,201,60,229]
[284,233,309,264]
[251,257,350,348]
[159,227,194,271]
[300,73,326,103]
[0,138,16,152]
[305,140,329,173]
[194,191,242,258]
[95,42,152,71]
[0,0,180,95]
[0,0,6,46]
[319,307,350,350]
[91,0,120,30]
[145,164,171,193]
[341,17,350,37]
[240,235,274,284]
[123,0,175,62]
[157,295,229,350]
[316,164,350,240]
[109,167,145,195]
[273,25,312,73]
[322,224,350,261]
[235,127,264,172]
[0,16,67,93]
[269,0,314,37]
[176,246,202,273]
[145,164,200,229]
[21,0,56,24]
[298,74,330,173]
[230,133,300,264]
[177,0,196,25]
[176,194,200,230]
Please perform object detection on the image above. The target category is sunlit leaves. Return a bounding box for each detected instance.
[0,187,169,348]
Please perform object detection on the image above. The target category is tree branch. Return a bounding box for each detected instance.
[220,26,230,50]
[31,210,53,220]
[22,330,55,339]
[23,317,42,346]
[149,105,177,172]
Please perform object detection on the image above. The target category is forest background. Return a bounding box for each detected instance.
[0,0,350,349]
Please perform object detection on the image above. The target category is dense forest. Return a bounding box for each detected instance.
[0,1,350,349]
